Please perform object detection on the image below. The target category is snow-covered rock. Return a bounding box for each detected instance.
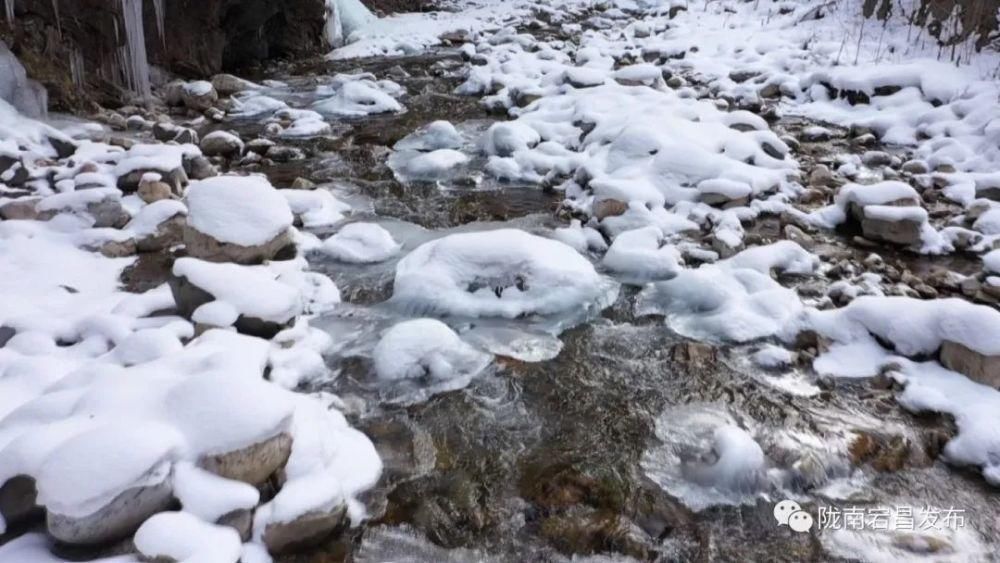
[184,175,294,264]
[391,229,612,319]
[373,318,490,383]
[321,222,400,264]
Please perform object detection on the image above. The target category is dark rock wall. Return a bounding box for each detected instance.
[1,0,329,110]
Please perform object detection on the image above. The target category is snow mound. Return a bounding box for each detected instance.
[135,511,242,563]
[638,242,816,342]
[313,79,402,117]
[322,222,401,264]
[394,120,464,151]
[602,226,682,282]
[185,175,293,246]
[373,318,491,382]
[391,229,611,319]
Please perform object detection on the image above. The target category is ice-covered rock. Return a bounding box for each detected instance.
[642,404,766,512]
[184,175,294,264]
[394,120,464,151]
[313,80,401,117]
[373,318,491,383]
[322,222,400,264]
[391,229,611,319]
[638,242,816,342]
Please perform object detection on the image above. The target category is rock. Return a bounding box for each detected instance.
[862,151,892,167]
[262,504,347,555]
[200,130,245,158]
[783,224,813,247]
[860,214,923,246]
[670,341,716,369]
[181,81,219,111]
[0,475,43,530]
[217,508,253,541]
[593,198,628,220]
[246,138,276,155]
[758,83,781,99]
[152,122,199,145]
[0,198,39,220]
[183,224,293,265]
[186,156,217,181]
[118,166,189,195]
[46,477,174,545]
[901,159,929,174]
[728,70,759,83]
[266,145,305,162]
[290,177,316,190]
[211,73,259,96]
[136,215,186,253]
[37,194,129,229]
[138,179,174,204]
[125,115,148,131]
[100,239,137,258]
[0,155,30,187]
[939,340,1000,388]
[198,432,293,485]
[808,164,837,188]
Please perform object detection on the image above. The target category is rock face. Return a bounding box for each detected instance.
[4,0,329,110]
[939,341,1000,388]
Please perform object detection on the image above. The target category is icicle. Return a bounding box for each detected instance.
[69,48,84,89]
[4,0,14,24]
[118,0,151,102]
[152,0,165,44]
[51,0,60,36]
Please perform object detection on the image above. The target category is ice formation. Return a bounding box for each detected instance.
[390,229,612,319]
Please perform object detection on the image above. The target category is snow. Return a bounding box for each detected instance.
[282,188,350,228]
[391,229,612,319]
[321,222,400,264]
[601,226,681,282]
[985,249,1000,275]
[185,175,293,246]
[973,208,1000,235]
[394,120,464,151]
[393,149,469,182]
[126,200,186,238]
[373,318,491,382]
[313,79,402,117]
[173,462,259,522]
[788,296,1000,357]
[174,258,302,324]
[753,345,794,368]
[638,242,816,343]
[134,511,242,563]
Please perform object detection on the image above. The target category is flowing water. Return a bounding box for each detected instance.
[136,22,1000,563]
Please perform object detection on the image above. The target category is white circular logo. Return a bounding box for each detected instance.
[788,510,814,533]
